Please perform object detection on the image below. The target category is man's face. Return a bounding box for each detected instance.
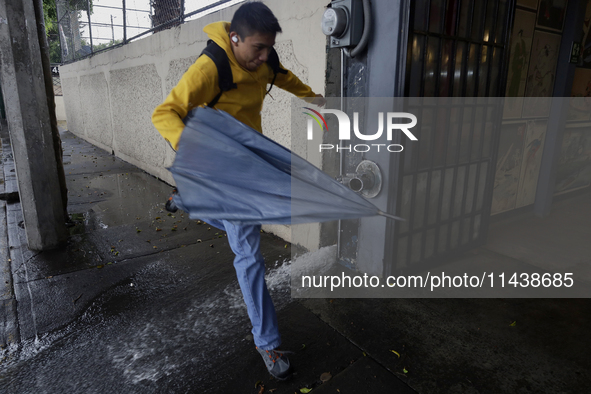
[230,31,276,71]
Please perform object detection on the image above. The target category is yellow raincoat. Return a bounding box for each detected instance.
[152,21,317,150]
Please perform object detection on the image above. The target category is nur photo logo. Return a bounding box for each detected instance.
[303,108,418,152]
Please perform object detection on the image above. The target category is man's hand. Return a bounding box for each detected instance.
[308,94,326,107]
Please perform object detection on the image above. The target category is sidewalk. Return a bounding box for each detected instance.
[1,125,590,393]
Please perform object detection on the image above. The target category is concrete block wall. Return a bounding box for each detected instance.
[60,0,327,249]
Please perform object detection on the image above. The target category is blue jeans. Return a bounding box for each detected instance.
[206,219,281,351]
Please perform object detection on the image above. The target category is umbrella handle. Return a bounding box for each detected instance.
[377,210,406,221]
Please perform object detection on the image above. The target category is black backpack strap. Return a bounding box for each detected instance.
[201,39,237,107]
[266,48,288,95]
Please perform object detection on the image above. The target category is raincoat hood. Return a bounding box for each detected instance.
[203,22,236,65]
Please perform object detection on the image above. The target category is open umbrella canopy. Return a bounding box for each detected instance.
[169,106,400,225]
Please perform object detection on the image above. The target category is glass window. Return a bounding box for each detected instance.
[413,172,429,228]
[424,37,441,97]
[458,0,473,38]
[466,44,479,96]
[418,108,435,170]
[459,106,473,162]
[444,0,460,36]
[447,107,462,165]
[484,0,497,43]
[453,166,467,218]
[438,223,449,252]
[429,0,445,34]
[478,46,490,97]
[428,170,442,225]
[465,163,479,214]
[471,0,485,41]
[470,106,485,161]
[495,0,508,44]
[414,0,430,31]
[440,40,454,96]
[408,35,426,97]
[453,41,467,96]
[489,47,501,96]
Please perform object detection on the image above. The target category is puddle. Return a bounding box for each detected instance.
[0,255,300,392]
[68,172,175,228]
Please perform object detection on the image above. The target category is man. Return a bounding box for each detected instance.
[152,1,324,380]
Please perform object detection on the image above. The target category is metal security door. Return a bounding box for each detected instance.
[384,0,514,274]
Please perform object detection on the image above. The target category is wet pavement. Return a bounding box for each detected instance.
[1,125,590,393]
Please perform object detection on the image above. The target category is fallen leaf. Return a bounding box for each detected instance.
[390,350,401,358]
[300,389,312,393]
[301,344,306,350]
[403,367,408,374]
[320,372,332,382]
[510,321,517,327]
[255,380,262,388]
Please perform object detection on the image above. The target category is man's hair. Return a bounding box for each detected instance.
[230,1,282,39]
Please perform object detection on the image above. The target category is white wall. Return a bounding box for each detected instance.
[54,96,67,124]
[60,0,327,250]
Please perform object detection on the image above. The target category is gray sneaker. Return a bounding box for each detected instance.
[256,346,293,380]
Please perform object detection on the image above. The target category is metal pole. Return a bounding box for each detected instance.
[111,15,114,42]
[337,48,345,258]
[86,0,93,53]
[123,0,127,43]
[55,0,66,63]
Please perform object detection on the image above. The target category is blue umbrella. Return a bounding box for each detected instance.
[168,106,402,225]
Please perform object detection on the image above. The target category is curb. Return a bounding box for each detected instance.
[0,120,20,348]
